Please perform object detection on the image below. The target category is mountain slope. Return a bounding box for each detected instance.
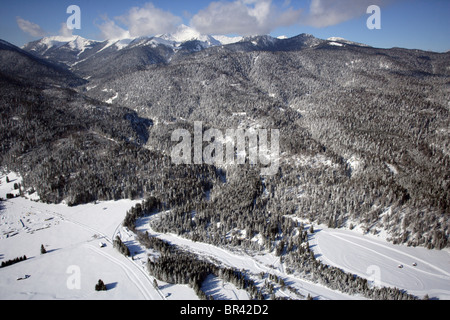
[7,33,450,251]
[73,40,176,80]
[0,66,153,205]
[83,41,449,250]
[0,39,85,87]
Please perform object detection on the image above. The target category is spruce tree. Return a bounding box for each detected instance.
[95,279,107,291]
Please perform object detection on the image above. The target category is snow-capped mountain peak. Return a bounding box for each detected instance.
[22,35,99,56]
[159,25,204,43]
[242,35,277,46]
[68,36,96,51]
[22,26,245,61]
[100,38,134,52]
[158,24,241,47]
[212,35,243,45]
[327,37,371,47]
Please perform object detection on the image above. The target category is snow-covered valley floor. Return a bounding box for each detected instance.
[309,227,450,299]
[1,173,449,300]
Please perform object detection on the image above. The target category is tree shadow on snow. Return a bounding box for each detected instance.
[125,240,145,256]
[203,285,231,300]
[45,248,60,254]
[159,283,175,290]
[106,282,118,290]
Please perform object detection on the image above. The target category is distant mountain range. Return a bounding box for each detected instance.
[21,25,240,69]
[19,25,371,80]
[23,24,242,57]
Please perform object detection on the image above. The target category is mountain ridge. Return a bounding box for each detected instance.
[0,38,86,87]
[22,25,242,65]
[18,31,362,81]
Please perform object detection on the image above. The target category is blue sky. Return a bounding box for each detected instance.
[1,0,449,52]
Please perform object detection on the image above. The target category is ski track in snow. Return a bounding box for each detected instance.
[0,195,164,300]
[86,244,157,300]
[331,232,449,278]
[45,205,163,300]
[311,228,450,299]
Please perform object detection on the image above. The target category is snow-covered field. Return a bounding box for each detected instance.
[309,227,450,299]
[0,173,195,300]
[1,172,449,300]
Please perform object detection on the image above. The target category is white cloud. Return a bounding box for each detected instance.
[98,17,131,40]
[16,17,47,37]
[190,0,399,35]
[93,0,399,41]
[96,3,182,40]
[190,0,302,36]
[59,23,73,38]
[303,0,395,28]
[117,3,182,37]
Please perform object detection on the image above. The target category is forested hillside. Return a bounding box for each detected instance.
[85,41,449,250]
[1,34,448,255]
[0,74,217,207]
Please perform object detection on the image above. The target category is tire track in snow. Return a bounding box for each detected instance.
[112,225,167,301]
[316,232,425,291]
[328,232,450,279]
[35,204,163,300]
[312,230,450,297]
[86,244,159,300]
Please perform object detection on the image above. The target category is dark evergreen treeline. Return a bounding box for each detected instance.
[1,255,27,268]
[135,230,263,300]
[284,241,416,300]
[123,197,162,231]
[113,236,130,257]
